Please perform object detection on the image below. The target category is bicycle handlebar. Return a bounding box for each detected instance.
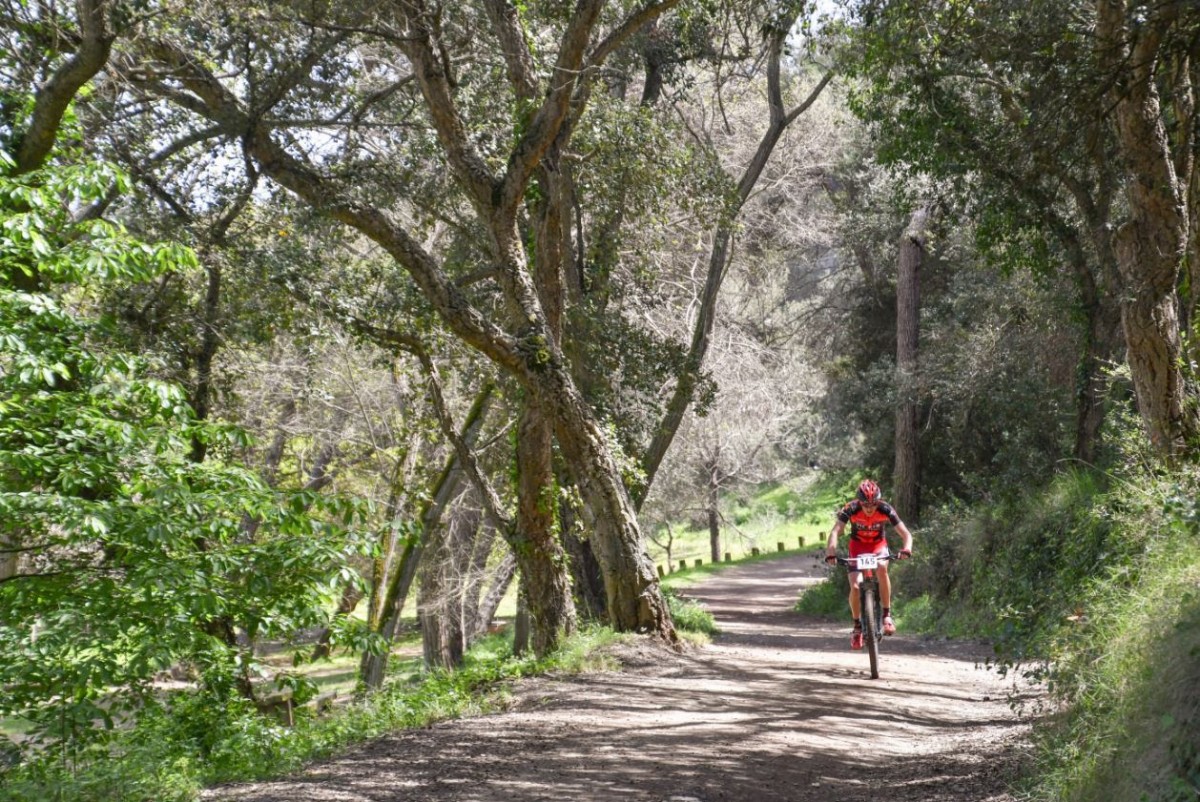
[832,554,904,569]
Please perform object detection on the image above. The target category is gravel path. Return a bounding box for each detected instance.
[204,553,1039,802]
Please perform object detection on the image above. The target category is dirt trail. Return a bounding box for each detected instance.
[206,553,1039,802]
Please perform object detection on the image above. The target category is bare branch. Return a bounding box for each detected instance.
[497,0,605,220]
[394,1,499,214]
[413,352,512,533]
[15,0,114,174]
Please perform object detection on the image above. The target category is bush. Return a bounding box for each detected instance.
[664,588,718,635]
[0,626,629,801]
[901,460,1200,801]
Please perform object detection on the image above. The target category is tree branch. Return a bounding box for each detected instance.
[497,0,605,220]
[483,0,540,101]
[15,0,114,174]
[394,1,499,214]
[587,0,686,69]
[142,39,526,376]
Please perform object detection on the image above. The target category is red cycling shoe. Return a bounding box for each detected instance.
[851,627,864,650]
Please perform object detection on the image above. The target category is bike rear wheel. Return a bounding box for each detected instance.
[863,586,880,679]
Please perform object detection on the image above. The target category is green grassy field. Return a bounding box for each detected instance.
[647,472,850,576]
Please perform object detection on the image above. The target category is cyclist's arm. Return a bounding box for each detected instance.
[895,520,914,553]
[825,519,846,560]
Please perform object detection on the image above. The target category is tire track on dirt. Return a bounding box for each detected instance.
[205,553,1038,802]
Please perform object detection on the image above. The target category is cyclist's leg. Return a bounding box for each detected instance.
[878,556,899,634]
[848,576,865,649]
[846,540,870,621]
[848,572,862,619]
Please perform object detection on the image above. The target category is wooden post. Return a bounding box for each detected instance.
[657,565,665,578]
[255,688,295,727]
[724,552,731,562]
[694,559,703,567]
[751,547,760,556]
[798,536,805,548]
[777,542,785,552]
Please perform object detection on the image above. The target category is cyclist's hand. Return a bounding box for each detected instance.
[824,552,837,564]
[899,548,912,560]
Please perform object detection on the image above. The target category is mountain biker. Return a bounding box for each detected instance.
[824,479,913,650]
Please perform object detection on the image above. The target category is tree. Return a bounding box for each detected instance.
[844,0,1200,462]
[893,203,932,521]
[1094,0,1200,458]
[637,4,834,502]
[0,151,365,748]
[105,0,680,645]
[646,329,811,562]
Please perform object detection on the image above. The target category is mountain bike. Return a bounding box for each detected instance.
[835,553,898,679]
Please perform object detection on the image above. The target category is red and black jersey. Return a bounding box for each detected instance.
[837,500,900,546]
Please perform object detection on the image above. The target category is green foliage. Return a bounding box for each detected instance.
[824,208,1077,499]
[0,626,629,802]
[0,152,368,754]
[905,468,1118,660]
[662,588,718,635]
[793,574,846,617]
[901,454,1200,801]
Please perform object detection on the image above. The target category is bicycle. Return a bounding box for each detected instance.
[835,553,899,679]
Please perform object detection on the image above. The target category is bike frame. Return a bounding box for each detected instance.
[836,553,896,679]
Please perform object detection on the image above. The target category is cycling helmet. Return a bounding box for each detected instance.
[856,479,881,503]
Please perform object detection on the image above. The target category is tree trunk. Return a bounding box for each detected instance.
[460,523,498,645]
[894,206,930,522]
[1073,233,1123,464]
[418,495,483,671]
[360,534,423,688]
[512,581,531,657]
[514,398,577,657]
[1097,0,1197,458]
[468,553,517,643]
[549,390,675,640]
[707,463,721,564]
[311,582,364,661]
[560,485,607,621]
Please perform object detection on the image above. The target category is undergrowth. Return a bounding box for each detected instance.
[663,587,718,636]
[896,464,1200,802]
[0,626,627,802]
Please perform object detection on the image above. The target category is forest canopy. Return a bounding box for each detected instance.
[3,1,1200,800]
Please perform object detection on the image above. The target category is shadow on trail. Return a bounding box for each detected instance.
[207,554,1035,802]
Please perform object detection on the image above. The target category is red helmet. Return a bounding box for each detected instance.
[856,479,881,503]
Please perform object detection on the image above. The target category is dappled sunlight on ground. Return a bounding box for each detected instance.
[206,554,1037,802]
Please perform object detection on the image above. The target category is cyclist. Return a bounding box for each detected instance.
[824,479,913,650]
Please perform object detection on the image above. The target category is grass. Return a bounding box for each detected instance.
[649,472,850,577]
[1026,549,1200,802]
[0,626,633,802]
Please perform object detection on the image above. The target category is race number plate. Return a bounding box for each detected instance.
[855,554,879,570]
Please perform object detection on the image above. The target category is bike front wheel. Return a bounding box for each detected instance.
[863,587,880,679]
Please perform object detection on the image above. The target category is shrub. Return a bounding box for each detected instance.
[664,588,718,635]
